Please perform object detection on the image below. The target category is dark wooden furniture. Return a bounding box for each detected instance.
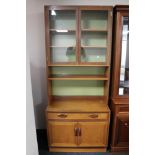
[44,6,113,152]
[110,5,129,152]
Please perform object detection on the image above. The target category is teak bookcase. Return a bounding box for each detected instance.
[44,6,113,152]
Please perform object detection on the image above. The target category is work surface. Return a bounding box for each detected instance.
[46,98,110,112]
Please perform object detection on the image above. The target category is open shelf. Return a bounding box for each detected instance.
[82,29,107,32]
[48,75,108,80]
[49,46,76,48]
[81,46,107,48]
[48,64,110,67]
[47,97,109,112]
[49,29,76,31]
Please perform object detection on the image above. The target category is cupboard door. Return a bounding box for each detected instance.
[48,121,78,147]
[80,9,111,65]
[48,8,78,64]
[78,122,109,147]
[115,113,129,146]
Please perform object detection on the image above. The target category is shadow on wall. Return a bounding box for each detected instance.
[30,63,48,129]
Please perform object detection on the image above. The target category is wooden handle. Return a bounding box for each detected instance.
[57,113,67,118]
[89,114,98,118]
[78,128,81,136]
[74,127,78,136]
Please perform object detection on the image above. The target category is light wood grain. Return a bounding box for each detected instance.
[48,121,78,147]
[47,112,109,120]
[78,122,109,147]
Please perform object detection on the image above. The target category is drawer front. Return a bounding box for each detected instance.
[47,112,109,120]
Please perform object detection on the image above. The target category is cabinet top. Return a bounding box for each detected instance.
[44,5,113,11]
[114,5,129,12]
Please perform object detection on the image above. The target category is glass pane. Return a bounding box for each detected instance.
[51,31,76,46]
[49,10,76,30]
[81,32,107,46]
[49,10,76,63]
[119,16,129,95]
[80,47,106,63]
[80,10,108,63]
[81,10,108,30]
[51,47,76,63]
[50,30,76,63]
[52,80,104,96]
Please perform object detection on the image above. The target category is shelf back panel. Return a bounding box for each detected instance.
[50,66,106,76]
[52,80,104,96]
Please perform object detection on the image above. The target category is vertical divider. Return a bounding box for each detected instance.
[77,8,81,64]
[45,6,52,104]
[104,9,113,102]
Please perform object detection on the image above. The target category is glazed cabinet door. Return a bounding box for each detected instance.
[78,122,109,147]
[115,113,129,146]
[48,121,78,147]
[45,7,78,65]
[79,7,112,65]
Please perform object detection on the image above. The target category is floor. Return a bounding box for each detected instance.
[37,130,129,155]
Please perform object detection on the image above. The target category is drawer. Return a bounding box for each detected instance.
[47,112,109,120]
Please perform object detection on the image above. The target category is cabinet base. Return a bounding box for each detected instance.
[49,147,107,152]
[110,145,128,152]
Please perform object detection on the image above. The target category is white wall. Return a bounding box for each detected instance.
[27,0,47,129]
[27,0,129,129]
[26,53,39,155]
[44,0,129,6]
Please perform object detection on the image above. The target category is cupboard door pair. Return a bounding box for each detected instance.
[46,7,111,65]
[48,121,109,147]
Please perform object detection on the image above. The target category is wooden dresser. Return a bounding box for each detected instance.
[44,6,113,152]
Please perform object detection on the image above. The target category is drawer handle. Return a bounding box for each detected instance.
[57,113,68,118]
[74,127,78,136]
[89,114,98,118]
[78,128,82,136]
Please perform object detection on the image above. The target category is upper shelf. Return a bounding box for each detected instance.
[48,75,109,80]
[49,29,76,32]
[81,29,108,32]
[49,46,107,48]
[81,46,107,48]
[48,64,110,67]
